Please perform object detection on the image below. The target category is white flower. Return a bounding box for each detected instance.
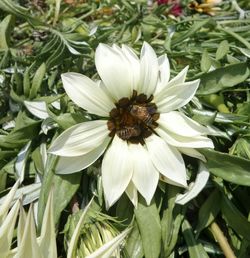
[49,42,214,208]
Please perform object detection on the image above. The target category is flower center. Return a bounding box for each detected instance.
[107,90,160,144]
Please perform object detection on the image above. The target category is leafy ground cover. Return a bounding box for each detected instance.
[0,0,250,257]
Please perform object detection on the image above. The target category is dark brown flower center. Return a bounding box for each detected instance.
[107,90,160,144]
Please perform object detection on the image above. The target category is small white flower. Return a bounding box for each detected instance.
[49,42,214,208]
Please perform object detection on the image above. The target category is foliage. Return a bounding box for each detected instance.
[0,0,250,257]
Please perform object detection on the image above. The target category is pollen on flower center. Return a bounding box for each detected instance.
[107,90,160,144]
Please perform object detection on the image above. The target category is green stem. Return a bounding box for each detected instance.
[210,222,236,258]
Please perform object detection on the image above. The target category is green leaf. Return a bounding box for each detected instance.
[134,197,161,258]
[172,19,212,46]
[216,40,229,60]
[0,121,41,148]
[161,186,183,257]
[196,189,222,235]
[125,221,144,258]
[200,50,211,72]
[37,154,81,229]
[0,0,42,26]
[182,219,209,258]
[197,63,249,95]
[29,63,46,99]
[221,195,250,241]
[200,149,250,186]
[23,68,31,98]
[0,15,14,50]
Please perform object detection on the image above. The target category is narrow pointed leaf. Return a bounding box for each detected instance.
[15,205,42,258]
[67,198,93,258]
[39,189,57,258]
[86,228,131,258]
[0,179,19,224]
[0,200,20,257]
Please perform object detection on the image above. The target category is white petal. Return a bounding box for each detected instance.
[158,111,210,137]
[138,42,159,96]
[56,137,111,174]
[121,44,140,91]
[156,127,214,148]
[62,73,114,117]
[155,79,200,113]
[102,136,133,208]
[175,163,209,205]
[145,135,187,187]
[49,120,109,157]
[178,147,206,162]
[125,181,138,208]
[95,44,133,101]
[129,143,159,205]
[155,54,170,93]
[166,66,189,88]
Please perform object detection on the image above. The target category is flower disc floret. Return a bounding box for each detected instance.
[107,90,159,144]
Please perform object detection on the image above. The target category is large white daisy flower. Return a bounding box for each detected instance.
[49,42,214,208]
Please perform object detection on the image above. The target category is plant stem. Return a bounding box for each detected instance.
[210,221,236,258]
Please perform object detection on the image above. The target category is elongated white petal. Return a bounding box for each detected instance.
[155,80,200,113]
[158,111,210,137]
[14,205,43,258]
[166,66,189,88]
[95,44,133,101]
[0,200,20,257]
[178,147,206,162]
[125,181,138,208]
[86,228,131,258]
[39,189,57,258]
[24,101,49,119]
[175,163,209,205]
[102,136,133,208]
[121,44,140,91]
[155,54,170,93]
[49,120,109,157]
[138,42,158,96]
[145,135,187,187]
[0,179,20,224]
[130,143,159,205]
[156,127,214,149]
[56,137,111,174]
[62,73,114,117]
[67,198,94,258]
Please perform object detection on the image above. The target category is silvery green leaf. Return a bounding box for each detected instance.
[85,228,131,258]
[38,189,57,258]
[0,183,41,207]
[15,141,31,183]
[24,100,49,120]
[0,180,19,224]
[41,117,57,135]
[67,198,94,258]
[14,205,43,258]
[0,200,20,257]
